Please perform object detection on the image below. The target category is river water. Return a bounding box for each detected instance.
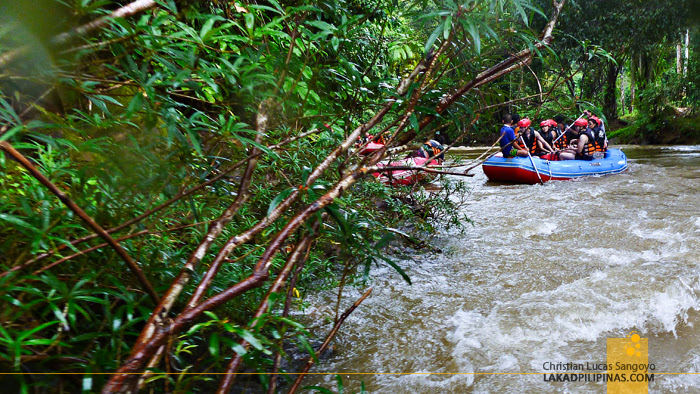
[303,145,700,393]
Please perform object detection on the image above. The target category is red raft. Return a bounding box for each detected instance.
[358,142,384,155]
[372,157,438,185]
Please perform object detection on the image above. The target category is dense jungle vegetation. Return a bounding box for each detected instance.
[0,0,697,392]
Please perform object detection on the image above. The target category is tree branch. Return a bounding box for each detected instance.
[132,99,271,381]
[216,224,318,393]
[53,0,157,45]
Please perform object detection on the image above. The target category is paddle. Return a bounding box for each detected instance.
[520,132,544,185]
[551,112,586,147]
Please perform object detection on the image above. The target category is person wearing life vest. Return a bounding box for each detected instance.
[511,114,534,153]
[586,117,601,152]
[517,118,554,156]
[558,118,595,161]
[357,129,388,146]
[588,116,607,152]
[357,132,370,145]
[434,134,447,161]
[421,137,445,163]
[583,110,605,133]
[538,119,559,148]
[410,134,446,163]
[553,118,582,151]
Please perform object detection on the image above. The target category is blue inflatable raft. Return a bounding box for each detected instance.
[482,148,628,184]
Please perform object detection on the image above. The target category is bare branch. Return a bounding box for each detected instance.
[53,0,157,45]
[217,224,318,393]
[132,99,272,380]
[102,164,371,392]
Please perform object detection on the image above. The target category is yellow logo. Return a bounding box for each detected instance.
[607,331,650,393]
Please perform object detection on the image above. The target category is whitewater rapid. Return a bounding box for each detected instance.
[304,146,700,393]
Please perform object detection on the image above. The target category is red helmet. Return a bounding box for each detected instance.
[574,118,588,127]
[590,116,601,126]
[518,118,531,128]
[547,119,557,127]
[540,120,549,127]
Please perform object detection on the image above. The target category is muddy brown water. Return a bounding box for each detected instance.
[301,145,700,393]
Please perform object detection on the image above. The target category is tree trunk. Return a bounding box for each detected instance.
[684,29,690,77]
[519,68,524,92]
[677,39,683,75]
[620,66,626,115]
[603,62,619,121]
[640,52,652,87]
[630,60,635,113]
[579,63,587,100]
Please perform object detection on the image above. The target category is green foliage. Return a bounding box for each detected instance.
[0,0,495,391]
[541,0,696,122]
[4,0,660,390]
[608,112,700,144]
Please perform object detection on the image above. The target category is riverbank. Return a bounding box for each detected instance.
[607,114,700,145]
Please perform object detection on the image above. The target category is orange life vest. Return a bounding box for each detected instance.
[578,129,596,156]
[590,127,606,152]
[520,128,538,155]
[421,140,444,163]
[554,133,568,150]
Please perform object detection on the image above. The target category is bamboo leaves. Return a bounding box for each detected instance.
[424,18,448,54]
[268,187,294,215]
[0,321,58,370]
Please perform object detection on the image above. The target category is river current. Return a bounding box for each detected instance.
[303,145,700,393]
